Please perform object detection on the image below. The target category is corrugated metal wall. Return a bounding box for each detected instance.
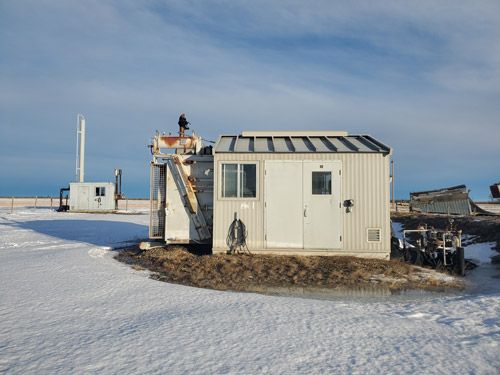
[69,182,116,212]
[410,199,472,215]
[213,153,391,257]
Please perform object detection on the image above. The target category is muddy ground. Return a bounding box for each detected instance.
[116,213,500,295]
[116,246,461,294]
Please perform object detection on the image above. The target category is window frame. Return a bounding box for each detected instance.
[95,186,106,197]
[311,171,332,195]
[218,161,259,200]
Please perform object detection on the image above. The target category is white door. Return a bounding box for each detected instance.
[265,161,303,248]
[303,161,342,249]
[79,186,90,210]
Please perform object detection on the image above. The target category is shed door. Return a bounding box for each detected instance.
[79,186,90,210]
[264,161,303,248]
[303,161,342,249]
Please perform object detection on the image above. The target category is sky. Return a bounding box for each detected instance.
[1,0,499,199]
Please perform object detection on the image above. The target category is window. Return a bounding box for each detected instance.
[312,172,331,195]
[221,163,257,198]
[95,187,106,197]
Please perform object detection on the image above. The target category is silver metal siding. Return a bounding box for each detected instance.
[213,152,391,256]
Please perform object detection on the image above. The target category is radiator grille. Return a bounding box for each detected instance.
[149,163,166,239]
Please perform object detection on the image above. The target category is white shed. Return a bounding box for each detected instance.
[69,182,116,212]
[211,131,392,259]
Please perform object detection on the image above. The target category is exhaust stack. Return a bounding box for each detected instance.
[76,114,86,182]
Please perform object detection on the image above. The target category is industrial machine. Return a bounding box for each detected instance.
[149,131,214,244]
[58,114,125,212]
[393,219,469,276]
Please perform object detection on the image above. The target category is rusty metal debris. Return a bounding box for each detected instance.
[409,185,492,215]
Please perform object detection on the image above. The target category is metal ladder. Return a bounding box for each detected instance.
[167,155,211,240]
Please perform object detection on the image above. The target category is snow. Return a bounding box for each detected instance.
[1,209,499,374]
[465,242,497,265]
[391,220,404,236]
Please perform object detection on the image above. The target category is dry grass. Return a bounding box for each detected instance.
[116,246,463,293]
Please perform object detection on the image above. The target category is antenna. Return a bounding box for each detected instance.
[76,114,86,182]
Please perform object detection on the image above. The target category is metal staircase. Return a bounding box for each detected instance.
[167,155,211,241]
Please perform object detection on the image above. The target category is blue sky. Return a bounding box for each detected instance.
[1,0,499,199]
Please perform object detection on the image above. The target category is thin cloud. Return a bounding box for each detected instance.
[0,0,499,199]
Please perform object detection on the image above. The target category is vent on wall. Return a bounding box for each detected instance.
[367,228,381,242]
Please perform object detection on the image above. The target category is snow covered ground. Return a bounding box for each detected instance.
[1,209,499,374]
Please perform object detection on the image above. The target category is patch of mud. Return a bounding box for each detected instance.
[116,246,463,295]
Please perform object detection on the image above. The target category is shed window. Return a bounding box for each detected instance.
[312,172,331,195]
[95,187,106,197]
[221,163,257,198]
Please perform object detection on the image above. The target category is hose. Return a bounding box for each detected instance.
[226,218,250,254]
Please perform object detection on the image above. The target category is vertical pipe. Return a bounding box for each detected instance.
[391,159,395,212]
[79,115,85,183]
[115,169,119,210]
[442,233,447,266]
[76,114,86,183]
[456,247,465,276]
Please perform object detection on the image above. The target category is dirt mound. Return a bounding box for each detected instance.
[116,246,462,293]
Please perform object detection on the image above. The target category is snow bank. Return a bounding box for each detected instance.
[1,209,499,374]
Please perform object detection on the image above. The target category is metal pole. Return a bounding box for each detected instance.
[391,159,396,212]
[50,197,53,208]
[35,196,38,209]
[76,114,86,183]
[126,198,128,211]
[11,197,14,213]
[442,233,447,266]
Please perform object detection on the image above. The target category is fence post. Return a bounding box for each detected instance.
[11,197,14,213]
[35,196,38,209]
[50,197,53,208]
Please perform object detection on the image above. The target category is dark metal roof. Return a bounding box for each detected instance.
[214,132,391,154]
[410,185,468,200]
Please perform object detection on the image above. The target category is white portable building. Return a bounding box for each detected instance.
[211,131,392,259]
[69,182,116,212]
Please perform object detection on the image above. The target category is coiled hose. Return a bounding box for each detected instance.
[226,218,250,254]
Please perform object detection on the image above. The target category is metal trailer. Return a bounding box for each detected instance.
[69,182,116,212]
[210,131,392,258]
